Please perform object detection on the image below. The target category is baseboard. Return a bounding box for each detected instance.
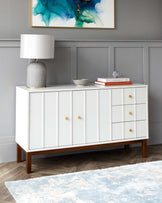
[0,136,16,163]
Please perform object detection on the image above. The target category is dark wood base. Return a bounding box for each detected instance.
[17,139,147,174]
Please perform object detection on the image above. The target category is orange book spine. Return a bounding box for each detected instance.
[95,81,132,86]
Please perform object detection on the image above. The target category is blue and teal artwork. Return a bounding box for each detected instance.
[32,0,115,28]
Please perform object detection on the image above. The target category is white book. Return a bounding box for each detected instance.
[97,77,130,82]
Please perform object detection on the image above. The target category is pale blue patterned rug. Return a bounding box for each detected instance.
[5,161,162,203]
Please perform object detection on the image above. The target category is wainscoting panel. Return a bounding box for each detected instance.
[114,47,144,83]
[77,47,109,82]
[47,47,72,85]
[1,40,162,162]
[149,47,162,123]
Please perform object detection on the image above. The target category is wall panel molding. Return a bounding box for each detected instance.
[1,39,162,162]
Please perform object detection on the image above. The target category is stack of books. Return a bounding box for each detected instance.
[95,77,132,86]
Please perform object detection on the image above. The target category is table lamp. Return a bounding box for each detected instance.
[20,34,55,88]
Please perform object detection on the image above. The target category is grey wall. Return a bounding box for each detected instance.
[0,0,162,40]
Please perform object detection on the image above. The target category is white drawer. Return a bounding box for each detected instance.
[112,87,147,106]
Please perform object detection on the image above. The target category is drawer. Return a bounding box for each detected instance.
[112,104,147,123]
[112,87,147,106]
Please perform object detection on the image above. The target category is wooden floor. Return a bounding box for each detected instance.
[0,144,162,203]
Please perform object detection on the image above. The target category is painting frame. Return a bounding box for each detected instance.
[31,0,115,29]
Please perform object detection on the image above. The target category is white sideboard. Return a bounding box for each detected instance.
[16,84,148,173]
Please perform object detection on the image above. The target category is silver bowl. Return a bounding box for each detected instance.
[73,79,89,87]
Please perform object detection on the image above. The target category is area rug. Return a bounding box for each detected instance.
[5,161,162,203]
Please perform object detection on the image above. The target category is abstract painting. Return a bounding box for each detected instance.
[31,0,115,28]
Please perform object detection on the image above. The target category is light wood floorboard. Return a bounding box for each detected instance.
[0,144,162,203]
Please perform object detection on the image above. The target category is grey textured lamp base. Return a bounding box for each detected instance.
[27,61,46,88]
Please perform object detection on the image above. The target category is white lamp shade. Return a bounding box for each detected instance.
[20,34,55,59]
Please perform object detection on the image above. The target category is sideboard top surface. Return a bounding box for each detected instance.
[16,84,147,93]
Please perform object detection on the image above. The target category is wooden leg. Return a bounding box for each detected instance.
[17,144,22,163]
[26,152,32,174]
[124,144,130,152]
[142,140,147,158]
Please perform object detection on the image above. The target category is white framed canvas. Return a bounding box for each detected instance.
[31,0,115,29]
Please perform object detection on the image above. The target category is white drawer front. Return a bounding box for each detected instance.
[124,88,135,105]
[124,105,135,122]
[136,121,148,138]
[112,106,123,123]
[136,104,147,121]
[124,122,136,139]
[112,123,123,140]
[136,88,147,104]
[58,91,72,146]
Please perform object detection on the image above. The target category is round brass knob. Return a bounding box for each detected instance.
[129,95,132,98]
[129,112,132,115]
[78,116,81,119]
[65,117,69,120]
[129,129,133,132]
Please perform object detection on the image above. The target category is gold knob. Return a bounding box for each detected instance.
[65,117,69,120]
[129,129,133,132]
[129,95,132,98]
[78,116,81,119]
[129,112,132,115]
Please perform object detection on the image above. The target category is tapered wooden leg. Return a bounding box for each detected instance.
[142,140,147,158]
[26,152,32,174]
[17,144,22,163]
[124,144,130,152]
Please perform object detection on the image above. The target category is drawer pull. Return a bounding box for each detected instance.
[65,117,69,120]
[129,112,133,115]
[78,116,81,119]
[129,129,133,132]
[129,95,132,98]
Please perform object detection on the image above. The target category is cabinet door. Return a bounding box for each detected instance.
[44,92,58,148]
[73,91,85,145]
[58,91,72,146]
[86,90,98,143]
[29,93,43,149]
[136,87,147,104]
[99,90,111,142]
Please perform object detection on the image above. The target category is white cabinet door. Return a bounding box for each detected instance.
[99,90,111,142]
[73,91,85,145]
[86,90,98,143]
[112,89,123,105]
[29,93,43,149]
[44,92,58,148]
[58,91,72,146]
[136,121,148,138]
[124,88,135,105]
